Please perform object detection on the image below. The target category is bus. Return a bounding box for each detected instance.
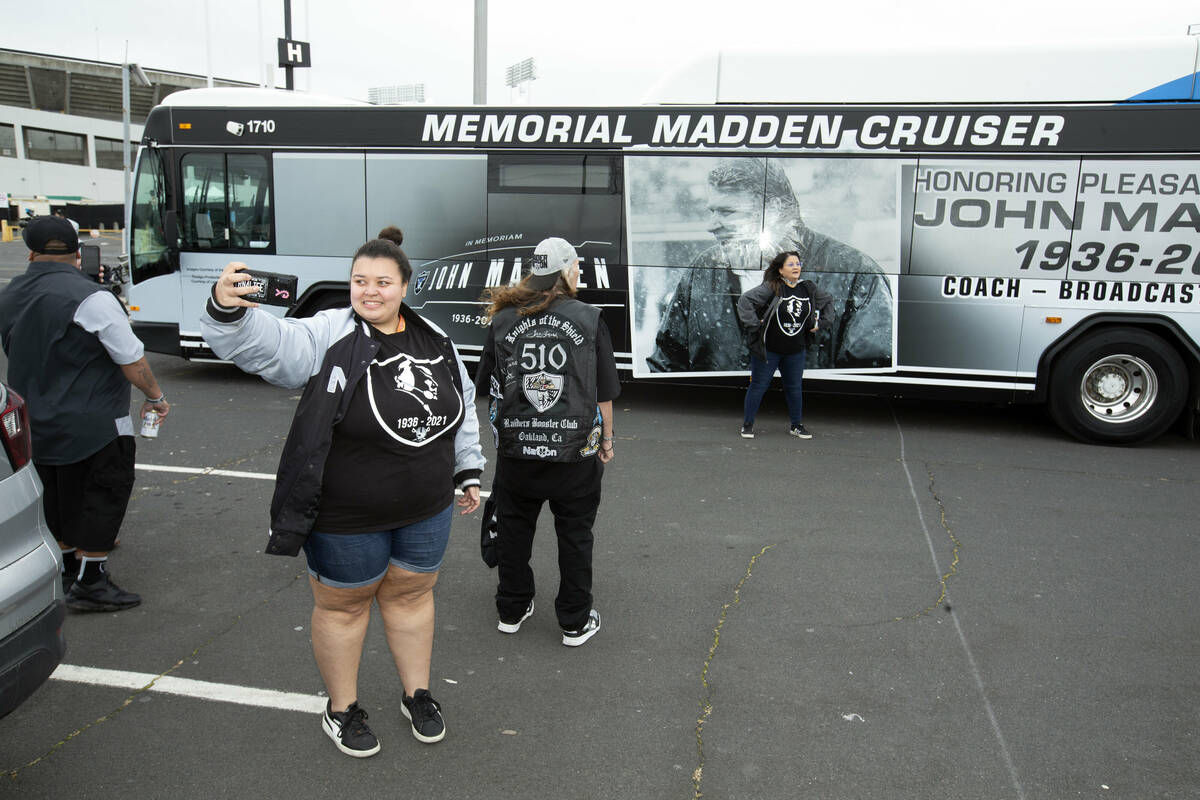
[124,37,1200,446]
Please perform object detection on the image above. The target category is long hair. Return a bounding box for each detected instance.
[482,272,577,319]
[764,251,803,296]
[352,226,412,283]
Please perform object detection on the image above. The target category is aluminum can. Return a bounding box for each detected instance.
[140,410,161,438]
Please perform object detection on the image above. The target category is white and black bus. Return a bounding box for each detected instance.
[125,37,1200,445]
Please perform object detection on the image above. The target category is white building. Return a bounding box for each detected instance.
[0,48,254,218]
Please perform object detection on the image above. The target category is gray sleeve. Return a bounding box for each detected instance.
[74,291,145,365]
[199,305,339,389]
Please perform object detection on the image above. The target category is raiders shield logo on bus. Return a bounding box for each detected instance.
[523,371,563,412]
[414,270,430,294]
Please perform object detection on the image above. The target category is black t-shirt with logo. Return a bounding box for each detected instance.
[314,323,464,533]
[764,282,813,356]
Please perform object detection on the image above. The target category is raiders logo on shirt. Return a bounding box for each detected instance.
[366,352,463,446]
[776,295,813,337]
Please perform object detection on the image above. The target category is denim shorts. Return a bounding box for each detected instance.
[302,503,453,588]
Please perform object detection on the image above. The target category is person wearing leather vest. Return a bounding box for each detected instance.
[477,237,620,647]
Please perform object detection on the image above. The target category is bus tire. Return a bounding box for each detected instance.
[1047,327,1187,446]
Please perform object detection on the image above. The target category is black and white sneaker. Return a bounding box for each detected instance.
[562,609,601,647]
[789,424,812,439]
[401,689,446,743]
[740,424,754,439]
[65,574,141,612]
[323,701,381,758]
[497,600,535,634]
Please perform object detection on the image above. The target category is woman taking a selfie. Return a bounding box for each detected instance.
[200,227,484,758]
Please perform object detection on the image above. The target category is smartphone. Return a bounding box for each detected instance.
[80,245,102,282]
[234,268,299,307]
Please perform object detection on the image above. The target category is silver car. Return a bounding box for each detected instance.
[0,380,65,718]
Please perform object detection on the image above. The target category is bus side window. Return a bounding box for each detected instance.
[180,152,272,251]
[228,153,272,249]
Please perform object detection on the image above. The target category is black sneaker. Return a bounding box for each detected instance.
[65,574,141,612]
[740,424,754,439]
[322,701,380,758]
[497,600,535,634]
[401,689,445,743]
[789,424,812,439]
[562,609,601,647]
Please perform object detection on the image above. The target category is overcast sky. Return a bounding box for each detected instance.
[3,1,1198,105]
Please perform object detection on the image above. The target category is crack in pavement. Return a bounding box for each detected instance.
[693,544,774,800]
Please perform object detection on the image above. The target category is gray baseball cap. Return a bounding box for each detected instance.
[526,237,578,290]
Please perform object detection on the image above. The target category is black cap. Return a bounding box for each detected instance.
[23,216,80,255]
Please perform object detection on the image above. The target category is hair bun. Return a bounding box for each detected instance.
[377,226,404,246]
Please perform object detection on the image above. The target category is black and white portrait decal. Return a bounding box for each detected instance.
[626,156,900,377]
[366,352,463,446]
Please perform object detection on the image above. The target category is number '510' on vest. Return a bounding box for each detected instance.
[489,298,601,462]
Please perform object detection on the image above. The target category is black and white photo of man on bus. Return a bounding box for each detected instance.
[646,157,893,373]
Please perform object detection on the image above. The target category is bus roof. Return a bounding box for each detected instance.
[643,37,1200,105]
[159,87,369,108]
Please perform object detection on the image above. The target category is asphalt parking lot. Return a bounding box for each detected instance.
[1,241,1198,799]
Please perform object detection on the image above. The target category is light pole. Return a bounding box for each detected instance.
[474,0,487,104]
[122,57,151,256]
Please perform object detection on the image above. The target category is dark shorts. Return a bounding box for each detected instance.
[35,436,136,552]
[302,503,454,588]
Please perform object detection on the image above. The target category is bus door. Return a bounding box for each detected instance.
[173,150,274,356]
[127,145,182,355]
[484,152,626,362]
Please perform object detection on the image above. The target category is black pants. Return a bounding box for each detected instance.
[494,455,603,631]
[35,436,136,552]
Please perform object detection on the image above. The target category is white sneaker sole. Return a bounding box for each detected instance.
[498,600,535,634]
[562,611,601,647]
[322,713,381,758]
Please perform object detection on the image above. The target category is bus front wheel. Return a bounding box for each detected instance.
[1048,327,1187,445]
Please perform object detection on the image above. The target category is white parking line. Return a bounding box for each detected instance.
[134,463,491,497]
[50,664,326,714]
[136,463,275,480]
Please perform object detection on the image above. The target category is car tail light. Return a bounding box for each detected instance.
[1,386,32,469]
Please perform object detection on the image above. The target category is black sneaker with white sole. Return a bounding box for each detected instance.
[65,574,141,612]
[497,600,534,633]
[401,689,446,743]
[323,701,381,758]
[740,424,754,439]
[562,608,601,647]
[789,424,812,439]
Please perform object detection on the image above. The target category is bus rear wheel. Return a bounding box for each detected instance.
[1048,327,1187,445]
[298,291,349,316]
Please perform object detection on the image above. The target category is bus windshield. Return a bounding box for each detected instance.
[129,147,173,284]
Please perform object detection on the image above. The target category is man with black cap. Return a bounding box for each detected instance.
[0,216,171,611]
[476,237,619,647]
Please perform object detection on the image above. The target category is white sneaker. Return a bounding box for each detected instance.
[562,609,601,647]
[498,600,534,634]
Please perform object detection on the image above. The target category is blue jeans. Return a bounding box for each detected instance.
[303,503,454,588]
[743,349,807,426]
